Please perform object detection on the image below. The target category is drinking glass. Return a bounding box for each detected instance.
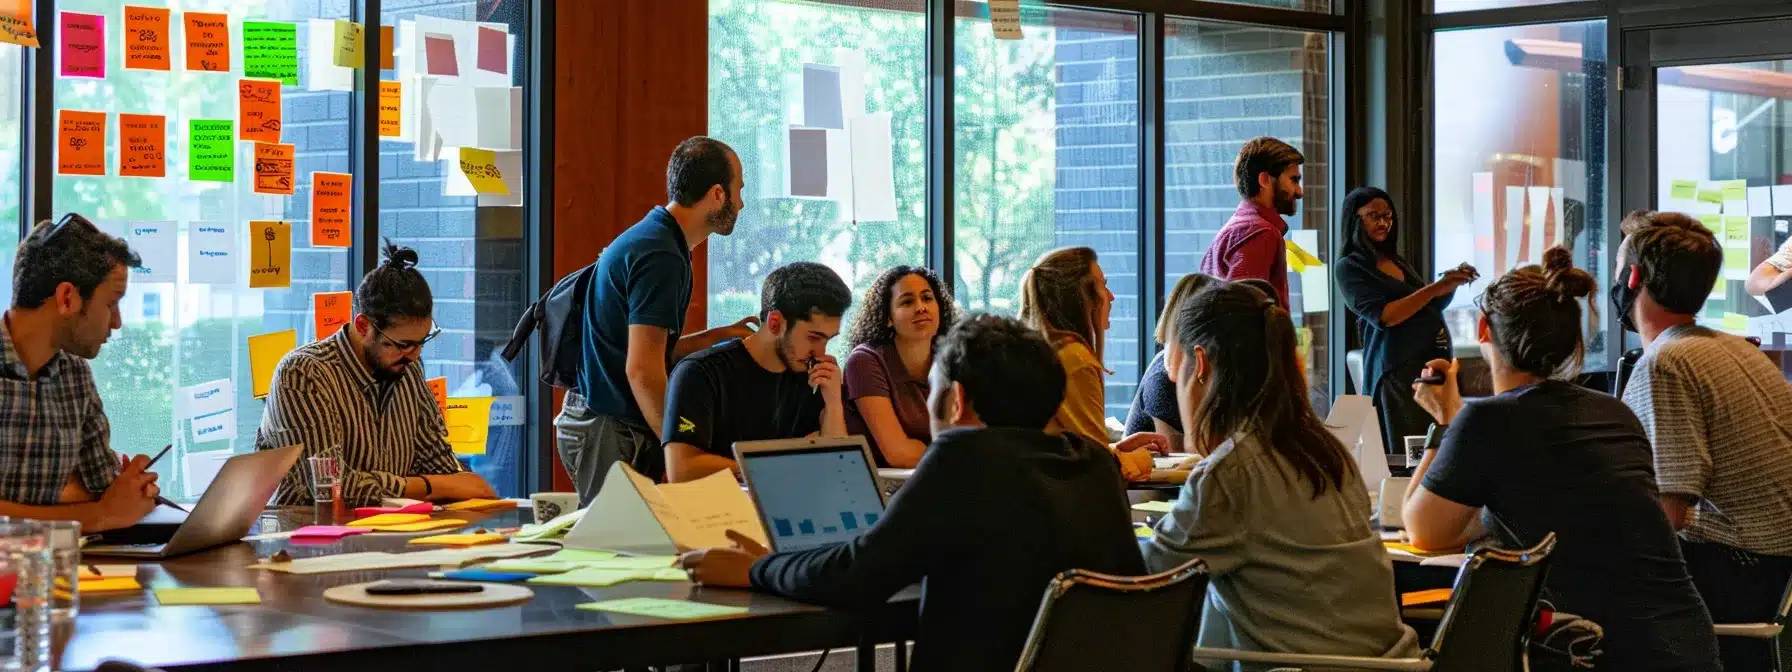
[43,522,78,624]
[0,519,51,672]
[309,455,343,523]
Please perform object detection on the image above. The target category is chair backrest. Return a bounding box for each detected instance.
[1014,560,1208,672]
[1428,532,1558,672]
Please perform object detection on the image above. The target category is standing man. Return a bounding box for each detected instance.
[1614,210,1792,671]
[559,137,758,503]
[1200,136,1304,307]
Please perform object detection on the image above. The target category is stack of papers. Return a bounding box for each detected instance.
[1131,501,1175,514]
[249,544,552,574]
[577,597,747,620]
[347,513,433,527]
[512,508,585,542]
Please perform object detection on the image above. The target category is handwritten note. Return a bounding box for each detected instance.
[458,148,508,195]
[187,221,236,285]
[252,142,294,195]
[238,78,282,143]
[311,172,352,247]
[1723,180,1749,203]
[988,0,1022,39]
[423,32,457,76]
[490,396,525,426]
[118,113,165,178]
[191,407,236,443]
[58,12,105,78]
[0,1,38,47]
[577,598,748,621]
[1725,215,1750,244]
[1669,179,1697,201]
[122,6,169,70]
[187,119,234,182]
[126,221,176,283]
[242,21,297,85]
[379,25,394,69]
[248,220,291,288]
[248,329,297,399]
[427,377,447,416]
[178,378,233,420]
[377,80,402,137]
[332,19,363,68]
[183,12,229,72]
[56,110,106,176]
[445,397,494,456]
[313,291,352,341]
[476,26,506,74]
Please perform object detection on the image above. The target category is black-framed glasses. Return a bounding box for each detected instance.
[370,323,442,353]
[43,212,99,243]
[1360,211,1395,224]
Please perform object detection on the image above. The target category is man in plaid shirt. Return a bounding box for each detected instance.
[0,215,161,531]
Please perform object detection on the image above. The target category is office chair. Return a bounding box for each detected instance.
[1192,533,1557,672]
[1013,559,1208,672]
[1712,575,1792,671]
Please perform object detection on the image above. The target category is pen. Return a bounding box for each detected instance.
[140,444,189,513]
[806,357,819,393]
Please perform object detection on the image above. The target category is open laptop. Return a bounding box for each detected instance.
[733,436,888,553]
[86,445,303,558]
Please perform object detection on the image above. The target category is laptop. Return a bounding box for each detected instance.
[86,445,304,558]
[733,436,888,553]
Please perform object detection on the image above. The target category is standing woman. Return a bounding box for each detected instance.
[842,266,959,468]
[1334,187,1476,453]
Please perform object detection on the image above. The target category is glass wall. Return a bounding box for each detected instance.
[1434,0,1581,12]
[0,42,18,304]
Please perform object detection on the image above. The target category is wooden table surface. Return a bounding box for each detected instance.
[58,507,919,672]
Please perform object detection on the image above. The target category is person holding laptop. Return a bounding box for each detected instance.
[256,243,495,505]
[0,214,161,532]
[680,314,1144,670]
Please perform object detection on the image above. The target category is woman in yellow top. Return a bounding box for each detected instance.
[1019,247,1169,481]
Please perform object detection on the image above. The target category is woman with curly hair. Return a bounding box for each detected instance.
[843,266,959,468]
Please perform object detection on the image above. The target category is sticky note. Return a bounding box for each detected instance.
[186,119,235,182]
[178,378,232,420]
[1725,215,1749,244]
[1698,185,1723,204]
[122,6,170,70]
[57,576,140,593]
[0,1,38,47]
[476,26,506,74]
[118,113,165,178]
[311,171,352,246]
[332,19,363,68]
[427,377,447,415]
[347,513,432,528]
[238,79,283,143]
[77,565,138,580]
[313,291,352,341]
[377,80,402,137]
[191,407,235,444]
[458,148,509,195]
[1669,179,1697,201]
[1401,588,1452,607]
[406,533,504,547]
[1699,214,1722,230]
[533,568,690,588]
[445,397,495,456]
[248,220,291,288]
[355,502,434,517]
[1723,313,1749,332]
[252,142,294,195]
[1723,180,1749,203]
[1134,525,1153,539]
[362,519,465,533]
[989,0,1022,39]
[59,12,105,78]
[248,329,296,399]
[424,33,457,76]
[490,396,525,426]
[154,587,262,606]
[290,525,370,539]
[379,25,394,69]
[183,12,230,72]
[441,499,514,512]
[57,110,106,176]
[188,221,236,285]
[1131,501,1174,514]
[577,598,748,621]
[1383,541,1455,557]
[242,21,298,85]
[127,221,176,283]
[1726,248,1750,273]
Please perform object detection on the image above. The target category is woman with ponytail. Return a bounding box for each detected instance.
[1404,247,1720,671]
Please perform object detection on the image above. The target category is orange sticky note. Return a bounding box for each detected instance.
[57,110,106,176]
[238,78,282,143]
[313,291,352,341]
[0,0,39,48]
[1401,588,1452,607]
[123,6,170,70]
[184,12,229,72]
[117,113,165,178]
[427,377,447,416]
[310,171,352,247]
[252,142,294,195]
[378,25,394,69]
[377,80,401,137]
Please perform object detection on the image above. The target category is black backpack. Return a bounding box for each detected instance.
[503,260,597,389]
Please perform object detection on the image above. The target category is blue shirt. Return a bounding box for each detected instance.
[1334,251,1452,395]
[577,207,692,429]
[1123,350,1180,436]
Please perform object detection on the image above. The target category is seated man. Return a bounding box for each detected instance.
[680,315,1145,670]
[660,262,852,483]
[257,243,496,505]
[0,214,160,531]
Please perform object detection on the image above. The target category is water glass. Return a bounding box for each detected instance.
[43,522,78,624]
[0,519,51,672]
[309,455,343,523]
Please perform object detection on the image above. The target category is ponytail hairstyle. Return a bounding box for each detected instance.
[1018,247,1105,362]
[1176,281,1352,498]
[1478,246,1597,379]
[356,239,433,328]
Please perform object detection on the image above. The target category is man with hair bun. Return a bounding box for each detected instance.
[257,241,495,506]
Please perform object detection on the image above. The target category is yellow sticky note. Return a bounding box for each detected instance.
[1726,248,1750,273]
[1285,249,1307,273]
[1669,179,1697,201]
[332,19,363,68]
[1383,541,1454,557]
[55,576,140,593]
[1699,214,1722,231]
[248,221,292,288]
[1131,501,1174,514]
[406,533,505,546]
[442,498,515,512]
[1723,313,1749,332]
[1133,526,1153,539]
[1401,588,1452,607]
[445,397,495,456]
[1723,180,1748,203]
[1725,216,1750,244]
[368,519,467,533]
[248,329,297,399]
[155,587,262,606]
[1285,238,1322,268]
[347,513,432,528]
[458,148,509,195]
[1698,185,1724,204]
[378,80,402,137]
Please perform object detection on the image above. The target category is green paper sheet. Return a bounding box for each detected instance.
[1132,501,1174,514]
[1725,216,1750,244]
[1726,248,1750,272]
[242,21,298,85]
[1699,214,1722,231]
[1698,187,1723,204]
[155,587,262,606]
[577,597,748,621]
[572,554,677,570]
[1669,179,1697,201]
[484,558,582,574]
[188,119,234,182]
[544,549,619,564]
[529,568,688,588]
[1723,180,1749,203]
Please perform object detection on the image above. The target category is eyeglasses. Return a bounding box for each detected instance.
[370,323,442,354]
[43,213,99,244]
[1360,211,1395,224]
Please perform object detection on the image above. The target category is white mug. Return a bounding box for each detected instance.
[529,492,581,524]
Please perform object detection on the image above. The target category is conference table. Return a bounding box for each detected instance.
[57,507,920,672]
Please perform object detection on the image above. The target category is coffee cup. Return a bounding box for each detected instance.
[529,492,581,524]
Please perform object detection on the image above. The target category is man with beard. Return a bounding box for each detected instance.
[660,262,851,483]
[258,243,496,506]
[1199,136,1305,307]
[560,137,759,501]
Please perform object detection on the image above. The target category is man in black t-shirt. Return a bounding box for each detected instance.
[661,262,853,482]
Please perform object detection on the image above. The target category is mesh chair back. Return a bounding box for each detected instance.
[1429,533,1557,672]
[1014,560,1208,672]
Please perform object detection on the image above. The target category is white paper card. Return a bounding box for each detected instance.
[191,409,236,443]
[989,0,1022,39]
[412,74,441,161]
[490,396,525,426]
[178,378,233,420]
[563,463,766,555]
[846,112,897,223]
[187,221,237,285]
[1553,158,1586,204]
[1550,187,1565,251]
[1750,186,1773,217]
[1325,395,1388,494]
[1300,265,1329,314]
[307,19,354,92]
[833,48,867,121]
[801,64,843,130]
[1503,186,1524,273]
[127,221,177,283]
[183,450,233,499]
[1775,186,1792,217]
[1526,186,1550,266]
[427,84,515,151]
[1472,172,1495,284]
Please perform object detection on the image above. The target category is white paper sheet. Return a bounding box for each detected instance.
[1775,186,1792,217]
[1750,186,1773,218]
[1553,158,1586,204]
[426,83,515,151]
[833,48,867,121]
[801,63,843,130]
[183,450,233,499]
[490,396,525,426]
[562,463,765,555]
[1526,186,1550,266]
[1550,187,1565,251]
[1325,395,1388,494]
[563,463,679,555]
[306,19,354,92]
[787,127,828,198]
[412,74,441,161]
[191,409,236,443]
[824,127,852,206]
[187,221,236,285]
[1472,172,1494,281]
[846,112,897,223]
[127,221,176,283]
[1300,265,1329,314]
[1503,186,1523,274]
[178,378,233,419]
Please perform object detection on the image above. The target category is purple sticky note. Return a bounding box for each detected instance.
[476,26,506,75]
[291,525,372,539]
[59,12,106,79]
[423,32,458,77]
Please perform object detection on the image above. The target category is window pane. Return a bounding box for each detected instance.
[1432,22,1607,367]
[1434,0,1581,12]
[705,0,927,352]
[0,43,19,303]
[1204,0,1330,11]
[53,0,352,500]
[379,4,530,497]
[1161,20,1333,411]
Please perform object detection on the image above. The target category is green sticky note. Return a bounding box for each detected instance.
[188,119,235,182]
[1699,214,1722,231]
[1670,179,1698,201]
[484,558,581,574]
[544,549,619,564]
[577,597,749,621]
[1723,180,1749,203]
[581,555,678,570]
[1134,525,1153,539]
[1698,186,1724,204]
[529,567,687,587]
[1723,313,1749,332]
[242,21,299,85]
[1131,501,1174,514]
[155,587,262,606]
[1726,248,1750,272]
[1725,216,1750,244]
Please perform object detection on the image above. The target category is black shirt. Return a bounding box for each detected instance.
[1123,350,1180,435]
[1423,381,1720,672]
[1335,251,1452,395]
[578,207,692,429]
[661,339,823,458]
[750,427,1146,671]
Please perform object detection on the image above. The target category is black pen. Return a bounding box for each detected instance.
[140,444,188,513]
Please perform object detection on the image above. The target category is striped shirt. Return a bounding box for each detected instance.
[0,315,118,505]
[1624,324,1792,555]
[255,329,464,505]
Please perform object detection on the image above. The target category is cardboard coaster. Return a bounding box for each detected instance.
[322,581,534,610]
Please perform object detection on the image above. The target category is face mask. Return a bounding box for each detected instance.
[1609,281,1639,333]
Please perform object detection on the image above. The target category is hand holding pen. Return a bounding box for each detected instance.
[140,444,188,513]
[804,354,842,399]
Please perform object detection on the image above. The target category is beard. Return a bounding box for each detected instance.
[708,195,740,236]
[361,344,411,382]
[773,329,801,372]
[1273,187,1298,217]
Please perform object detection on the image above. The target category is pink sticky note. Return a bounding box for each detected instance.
[353,502,435,518]
[476,26,506,75]
[423,33,457,76]
[60,12,106,79]
[291,525,372,539]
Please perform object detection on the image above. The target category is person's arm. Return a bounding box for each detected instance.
[1634,360,1711,530]
[1141,459,1245,575]
[854,398,926,468]
[7,455,160,532]
[673,317,758,360]
[1747,238,1792,296]
[1338,259,1464,329]
[621,249,698,439]
[664,443,737,483]
[74,379,122,495]
[625,325,674,441]
[1403,403,1494,552]
[812,354,847,438]
[408,382,496,501]
[1149,419,1184,455]
[660,359,736,482]
[1224,230,1284,283]
[1052,355,1110,447]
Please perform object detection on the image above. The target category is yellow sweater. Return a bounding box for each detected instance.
[1049,341,1110,446]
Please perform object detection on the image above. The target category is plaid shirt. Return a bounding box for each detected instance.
[0,315,119,505]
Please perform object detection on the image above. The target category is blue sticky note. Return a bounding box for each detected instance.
[431,569,536,582]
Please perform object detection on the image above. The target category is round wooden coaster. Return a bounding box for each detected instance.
[323,582,534,610]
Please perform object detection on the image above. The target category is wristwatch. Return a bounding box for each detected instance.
[1419,422,1448,458]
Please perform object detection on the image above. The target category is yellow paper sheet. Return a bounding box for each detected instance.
[458,148,509,195]
[445,397,495,455]
[1383,541,1455,557]
[347,513,432,527]
[1285,238,1321,270]
[1723,313,1749,332]
[527,567,689,588]
[77,564,137,580]
[155,587,262,606]
[1669,179,1697,201]
[55,576,140,592]
[248,220,292,288]
[406,533,505,546]
[441,498,514,512]
[0,0,39,48]
[331,19,363,68]
[1131,501,1174,514]
[366,519,467,533]
[248,329,297,399]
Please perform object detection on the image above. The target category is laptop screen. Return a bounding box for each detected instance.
[739,445,885,552]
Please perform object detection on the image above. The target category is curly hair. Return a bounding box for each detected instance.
[845,266,959,351]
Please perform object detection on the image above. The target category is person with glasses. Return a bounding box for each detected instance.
[0,214,164,531]
[1335,186,1475,457]
[256,242,495,505]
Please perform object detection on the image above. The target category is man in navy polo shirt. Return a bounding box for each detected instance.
[556,137,758,504]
